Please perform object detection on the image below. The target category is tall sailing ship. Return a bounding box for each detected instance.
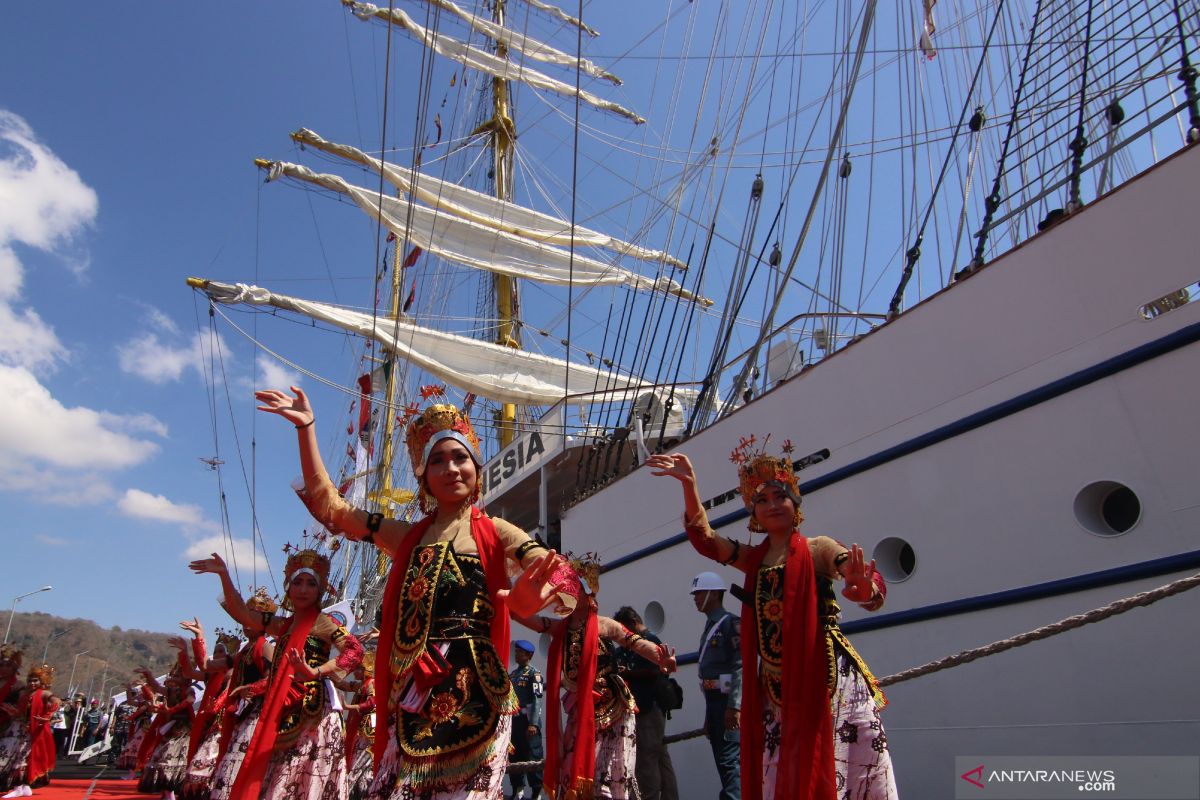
[190,0,1200,794]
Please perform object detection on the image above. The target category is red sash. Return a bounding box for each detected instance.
[543,610,599,800]
[372,507,510,770]
[188,666,230,762]
[344,677,373,767]
[25,691,56,785]
[740,533,835,800]
[229,605,319,799]
[211,637,268,776]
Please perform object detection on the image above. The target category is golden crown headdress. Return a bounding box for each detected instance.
[0,644,23,668]
[282,545,332,589]
[730,435,804,533]
[28,664,54,689]
[246,587,279,615]
[566,552,602,596]
[213,628,242,656]
[360,650,376,677]
[402,391,482,512]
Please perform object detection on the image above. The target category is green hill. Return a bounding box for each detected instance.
[4,611,178,700]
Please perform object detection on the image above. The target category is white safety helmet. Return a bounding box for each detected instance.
[690,571,726,593]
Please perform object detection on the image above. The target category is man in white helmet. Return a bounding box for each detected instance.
[691,571,741,800]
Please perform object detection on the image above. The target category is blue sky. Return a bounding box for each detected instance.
[0,0,1082,638]
[0,0,758,636]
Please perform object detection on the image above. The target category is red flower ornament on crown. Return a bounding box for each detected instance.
[403,396,483,513]
[731,434,804,533]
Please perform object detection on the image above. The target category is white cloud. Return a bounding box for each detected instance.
[118,488,217,531]
[34,533,68,547]
[0,110,97,371]
[183,535,258,573]
[0,364,161,470]
[257,358,301,391]
[117,329,227,385]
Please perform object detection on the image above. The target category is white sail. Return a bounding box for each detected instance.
[423,0,620,84]
[192,279,694,407]
[292,129,685,269]
[263,160,710,305]
[518,0,598,38]
[344,1,644,124]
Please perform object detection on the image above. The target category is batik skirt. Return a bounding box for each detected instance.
[761,651,899,799]
[367,713,511,800]
[555,693,639,800]
[138,720,191,793]
[208,708,260,800]
[258,709,347,800]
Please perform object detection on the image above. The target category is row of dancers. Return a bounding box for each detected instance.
[1,387,897,799]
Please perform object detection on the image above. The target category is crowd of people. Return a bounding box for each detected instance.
[0,388,898,799]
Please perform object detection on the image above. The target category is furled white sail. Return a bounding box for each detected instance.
[423,0,620,84]
[263,160,710,305]
[519,0,598,38]
[292,129,685,269]
[191,279,693,407]
[344,1,644,124]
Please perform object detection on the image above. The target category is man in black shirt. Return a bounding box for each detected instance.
[614,607,679,800]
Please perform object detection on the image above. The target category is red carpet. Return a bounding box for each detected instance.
[30,778,143,799]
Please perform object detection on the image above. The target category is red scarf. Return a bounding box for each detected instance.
[543,609,599,800]
[25,691,56,785]
[344,677,374,767]
[188,665,230,762]
[372,507,510,769]
[230,605,320,799]
[740,533,835,800]
[136,691,193,771]
[212,637,268,776]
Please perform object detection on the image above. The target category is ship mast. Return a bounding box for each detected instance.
[491,0,520,448]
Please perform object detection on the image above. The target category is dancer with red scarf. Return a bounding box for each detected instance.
[0,648,22,735]
[190,546,363,800]
[0,665,59,798]
[205,589,277,800]
[520,556,677,800]
[255,386,568,799]
[649,439,898,800]
[135,659,196,798]
[341,652,377,800]
[179,620,239,800]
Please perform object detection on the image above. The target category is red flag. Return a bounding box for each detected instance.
[386,231,396,242]
[402,246,423,269]
[403,282,416,313]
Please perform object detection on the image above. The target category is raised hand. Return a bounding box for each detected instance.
[840,545,877,603]
[285,648,318,683]
[499,551,565,618]
[645,453,696,483]
[179,617,203,637]
[166,636,188,652]
[188,552,228,576]
[255,386,313,428]
[656,643,677,673]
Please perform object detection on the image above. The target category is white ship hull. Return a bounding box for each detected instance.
[556,143,1200,795]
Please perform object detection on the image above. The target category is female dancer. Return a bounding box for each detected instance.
[522,558,677,800]
[0,648,21,733]
[254,386,568,799]
[648,441,897,800]
[206,589,277,800]
[136,662,196,798]
[179,621,238,800]
[190,548,363,800]
[341,653,376,800]
[0,665,59,798]
[117,684,154,775]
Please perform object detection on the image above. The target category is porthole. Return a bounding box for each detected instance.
[872,536,917,582]
[643,601,665,634]
[1074,480,1141,536]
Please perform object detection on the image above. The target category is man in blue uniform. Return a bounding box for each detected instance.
[509,639,544,800]
[692,571,742,800]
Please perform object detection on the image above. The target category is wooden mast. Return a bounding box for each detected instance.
[491,0,520,448]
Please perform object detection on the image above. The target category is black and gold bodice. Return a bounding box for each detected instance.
[563,623,636,729]
[390,541,517,783]
[271,619,347,748]
[231,641,269,716]
[753,563,885,708]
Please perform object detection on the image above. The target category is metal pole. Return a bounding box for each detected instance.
[2,586,53,644]
[42,627,72,664]
[68,650,92,697]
